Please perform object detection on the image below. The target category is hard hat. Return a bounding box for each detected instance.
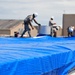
[33,12,38,17]
[51,16,54,19]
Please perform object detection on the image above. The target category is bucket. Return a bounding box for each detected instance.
[38,26,51,36]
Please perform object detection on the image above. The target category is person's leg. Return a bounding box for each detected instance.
[21,23,28,37]
[20,29,26,37]
[54,31,56,37]
[21,22,32,37]
[51,27,53,36]
[68,32,69,37]
[28,30,31,37]
[71,32,73,37]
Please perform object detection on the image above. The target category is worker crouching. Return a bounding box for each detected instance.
[67,26,74,37]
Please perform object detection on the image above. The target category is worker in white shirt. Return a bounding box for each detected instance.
[49,16,56,37]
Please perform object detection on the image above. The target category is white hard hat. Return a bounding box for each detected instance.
[33,12,38,17]
[51,16,54,19]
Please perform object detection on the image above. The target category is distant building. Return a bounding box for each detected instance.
[0,19,23,36]
[0,19,38,37]
[63,14,75,36]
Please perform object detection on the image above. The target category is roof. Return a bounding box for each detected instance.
[0,19,23,29]
[0,36,75,75]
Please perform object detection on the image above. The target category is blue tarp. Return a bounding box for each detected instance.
[0,36,75,75]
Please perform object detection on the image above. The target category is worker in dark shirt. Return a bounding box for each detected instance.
[20,13,41,37]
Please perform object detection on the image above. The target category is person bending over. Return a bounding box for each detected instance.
[21,13,41,37]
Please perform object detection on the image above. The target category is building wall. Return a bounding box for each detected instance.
[63,14,75,36]
[56,27,62,37]
[0,29,10,36]
[10,23,23,36]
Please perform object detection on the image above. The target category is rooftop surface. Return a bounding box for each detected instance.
[0,36,75,75]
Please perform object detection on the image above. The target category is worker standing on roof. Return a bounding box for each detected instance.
[49,16,56,37]
[67,26,74,37]
[20,13,41,37]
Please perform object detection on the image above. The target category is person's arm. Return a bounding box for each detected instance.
[51,22,56,25]
[33,18,41,26]
[50,20,56,25]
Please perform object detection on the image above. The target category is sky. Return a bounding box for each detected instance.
[0,0,75,27]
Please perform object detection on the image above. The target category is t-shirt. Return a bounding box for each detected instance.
[68,27,74,32]
[49,20,55,26]
[24,15,34,23]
